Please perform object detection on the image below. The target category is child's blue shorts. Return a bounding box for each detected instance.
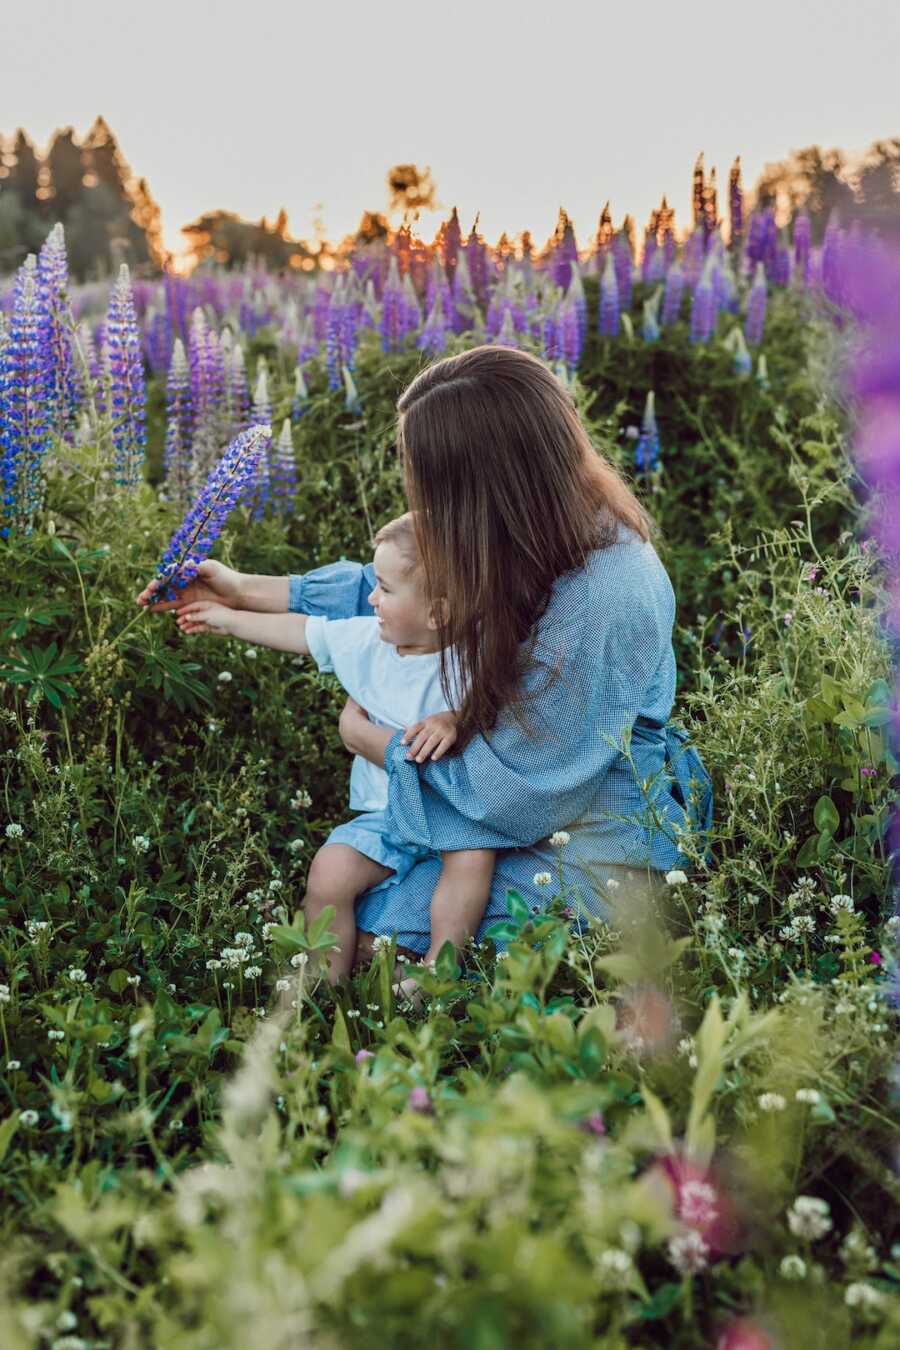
[324,809,438,883]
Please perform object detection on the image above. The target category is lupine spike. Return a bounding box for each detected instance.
[689,257,717,345]
[150,426,271,601]
[598,253,620,337]
[793,213,812,285]
[228,344,250,435]
[343,365,363,415]
[166,338,193,459]
[417,292,449,358]
[732,328,752,377]
[0,256,52,536]
[37,223,77,441]
[380,257,405,353]
[292,364,310,421]
[744,262,768,346]
[661,263,685,327]
[104,264,146,490]
[247,361,273,520]
[635,391,660,474]
[271,418,298,515]
[642,287,662,342]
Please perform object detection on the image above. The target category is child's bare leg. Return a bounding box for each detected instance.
[423,848,496,965]
[304,844,393,984]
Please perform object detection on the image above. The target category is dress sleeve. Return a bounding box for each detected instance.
[382,565,668,852]
[288,561,377,618]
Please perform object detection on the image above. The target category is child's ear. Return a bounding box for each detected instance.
[427,597,449,631]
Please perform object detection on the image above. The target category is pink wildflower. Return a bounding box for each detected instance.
[578,1109,607,1136]
[408,1085,433,1114]
[354,1049,374,1065]
[870,950,882,965]
[715,1318,777,1350]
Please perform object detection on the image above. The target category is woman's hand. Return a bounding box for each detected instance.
[136,559,245,613]
[338,696,394,767]
[174,601,236,637]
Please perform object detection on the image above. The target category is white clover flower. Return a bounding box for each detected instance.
[779,1255,807,1280]
[5,822,24,839]
[549,830,571,848]
[19,1109,38,1126]
[290,788,313,810]
[7,1060,21,1071]
[244,965,262,979]
[533,871,552,887]
[371,934,391,951]
[596,1248,632,1283]
[287,838,305,854]
[48,1029,65,1041]
[261,923,276,940]
[268,878,283,892]
[67,968,88,984]
[205,959,223,971]
[787,1196,832,1240]
[0,985,10,1005]
[218,670,233,683]
[345,1008,360,1019]
[132,835,150,853]
[605,877,620,891]
[665,869,688,886]
[276,978,290,992]
[793,914,815,934]
[126,974,141,987]
[233,932,254,947]
[56,1311,78,1332]
[795,1088,821,1105]
[495,951,509,962]
[667,1230,709,1274]
[830,894,855,915]
[758,1092,787,1112]
[253,1007,267,1017]
[290,952,309,968]
[244,648,258,660]
[26,919,50,938]
[845,1282,883,1309]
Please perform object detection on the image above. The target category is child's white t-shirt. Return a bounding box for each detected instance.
[304,615,455,812]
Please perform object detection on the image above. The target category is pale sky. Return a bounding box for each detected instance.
[3,0,899,264]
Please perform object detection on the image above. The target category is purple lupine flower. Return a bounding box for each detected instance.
[36,223,77,442]
[773,242,792,288]
[227,343,250,436]
[163,416,192,511]
[689,259,717,345]
[401,273,422,341]
[291,363,310,421]
[465,220,488,308]
[441,206,462,287]
[451,252,479,334]
[541,302,560,362]
[297,314,319,365]
[148,426,271,602]
[271,419,297,516]
[598,253,620,337]
[821,217,845,306]
[553,214,579,293]
[568,264,587,349]
[635,391,660,473]
[661,263,685,328]
[613,230,633,312]
[641,231,659,285]
[0,256,51,536]
[744,263,768,346]
[793,214,812,285]
[189,308,223,478]
[144,306,173,376]
[380,258,404,353]
[105,264,146,490]
[417,292,448,358]
[682,230,705,289]
[556,294,582,373]
[325,279,345,391]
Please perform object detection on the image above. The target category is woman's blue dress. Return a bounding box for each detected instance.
[288,520,713,953]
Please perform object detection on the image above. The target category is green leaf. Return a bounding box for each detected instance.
[0,1113,20,1164]
[505,890,530,924]
[795,833,820,867]
[108,970,130,994]
[813,795,840,836]
[331,1006,352,1053]
[634,1281,683,1321]
[483,921,522,944]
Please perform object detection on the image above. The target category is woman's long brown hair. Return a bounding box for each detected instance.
[397,345,658,751]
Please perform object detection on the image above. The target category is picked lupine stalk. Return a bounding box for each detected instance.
[148,426,271,602]
[598,253,620,337]
[105,263,146,489]
[744,263,768,346]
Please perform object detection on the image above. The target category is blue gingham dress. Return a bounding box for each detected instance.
[289,521,713,953]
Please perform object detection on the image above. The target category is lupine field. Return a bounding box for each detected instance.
[0,156,899,1348]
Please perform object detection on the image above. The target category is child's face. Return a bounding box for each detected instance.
[368,542,436,648]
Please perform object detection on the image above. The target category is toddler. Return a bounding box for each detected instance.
[174,512,496,985]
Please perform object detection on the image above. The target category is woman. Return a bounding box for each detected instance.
[141,345,713,963]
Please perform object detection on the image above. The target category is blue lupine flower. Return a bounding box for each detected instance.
[104,264,146,490]
[689,258,716,344]
[598,253,620,337]
[613,230,633,312]
[291,363,310,421]
[744,263,768,346]
[541,302,560,362]
[568,263,587,349]
[297,315,319,364]
[417,292,448,358]
[732,328,752,377]
[642,287,662,342]
[149,425,271,601]
[635,392,660,473]
[465,220,488,307]
[37,223,77,441]
[682,230,705,289]
[325,279,345,390]
[343,366,363,415]
[380,258,405,353]
[271,419,298,516]
[556,295,582,374]
[0,255,52,536]
[188,308,226,478]
[166,337,193,457]
[661,262,685,328]
[773,243,791,288]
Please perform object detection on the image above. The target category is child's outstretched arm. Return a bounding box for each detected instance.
[175,601,311,656]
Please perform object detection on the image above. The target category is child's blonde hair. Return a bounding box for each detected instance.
[372,511,422,580]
